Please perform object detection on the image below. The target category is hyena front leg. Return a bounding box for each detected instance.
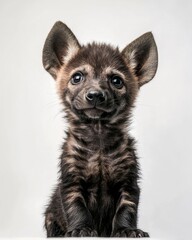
[45,213,65,237]
[44,189,67,237]
[60,179,98,237]
[111,189,149,238]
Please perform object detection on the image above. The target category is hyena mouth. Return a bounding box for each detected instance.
[73,100,116,119]
[84,108,104,119]
[75,106,116,120]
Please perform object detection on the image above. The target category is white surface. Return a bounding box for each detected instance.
[0,0,192,239]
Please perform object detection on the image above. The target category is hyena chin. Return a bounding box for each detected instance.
[42,21,158,237]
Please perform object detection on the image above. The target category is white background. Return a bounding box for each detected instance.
[0,0,191,239]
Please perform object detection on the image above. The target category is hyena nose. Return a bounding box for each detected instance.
[86,90,106,105]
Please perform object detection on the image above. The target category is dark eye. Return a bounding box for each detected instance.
[110,75,123,89]
[71,72,84,85]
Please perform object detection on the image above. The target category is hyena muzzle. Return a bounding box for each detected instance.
[42,21,158,237]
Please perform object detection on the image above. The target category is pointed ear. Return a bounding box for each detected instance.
[122,32,158,86]
[42,21,80,79]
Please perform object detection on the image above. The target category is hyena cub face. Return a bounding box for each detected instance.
[58,45,137,121]
[43,22,158,121]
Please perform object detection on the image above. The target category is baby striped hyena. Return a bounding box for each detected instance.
[42,21,158,237]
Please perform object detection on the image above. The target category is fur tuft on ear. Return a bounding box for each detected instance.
[122,32,158,86]
[42,21,80,79]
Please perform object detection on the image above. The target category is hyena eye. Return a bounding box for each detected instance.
[110,75,123,89]
[71,72,84,85]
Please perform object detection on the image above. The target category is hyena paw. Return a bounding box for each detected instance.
[112,228,149,238]
[65,227,98,237]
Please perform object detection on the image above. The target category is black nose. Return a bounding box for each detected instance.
[86,90,106,105]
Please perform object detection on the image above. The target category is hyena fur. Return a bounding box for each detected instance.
[42,21,158,237]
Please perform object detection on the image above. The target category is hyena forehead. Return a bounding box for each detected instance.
[68,65,128,82]
[64,43,132,77]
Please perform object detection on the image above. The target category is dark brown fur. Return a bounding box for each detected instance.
[42,21,158,237]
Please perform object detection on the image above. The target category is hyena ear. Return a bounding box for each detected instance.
[42,21,80,79]
[122,32,158,86]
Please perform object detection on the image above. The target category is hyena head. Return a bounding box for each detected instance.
[43,21,158,123]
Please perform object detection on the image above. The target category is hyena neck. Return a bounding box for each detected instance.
[67,118,130,149]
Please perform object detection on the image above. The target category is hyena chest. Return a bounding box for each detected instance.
[84,150,115,192]
[83,151,117,235]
